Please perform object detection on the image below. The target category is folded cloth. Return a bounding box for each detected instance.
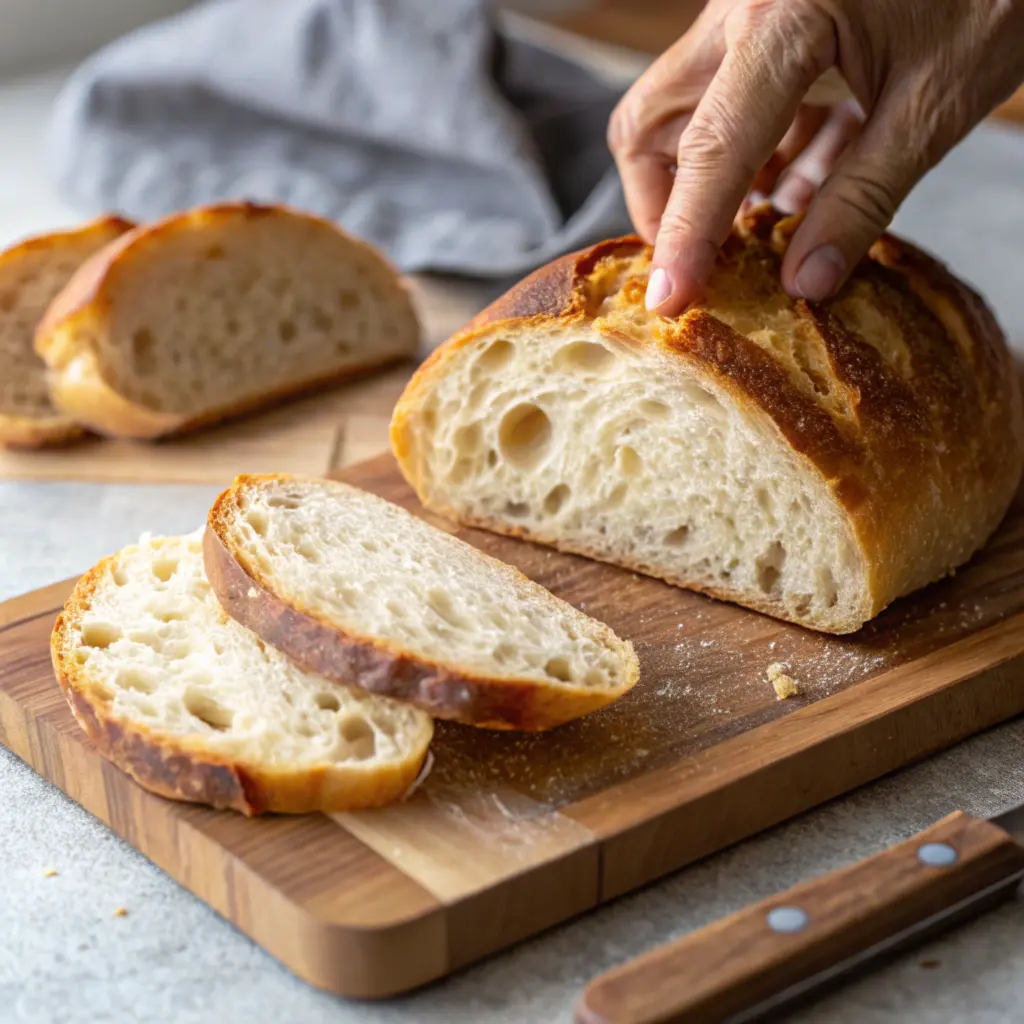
[46,0,631,278]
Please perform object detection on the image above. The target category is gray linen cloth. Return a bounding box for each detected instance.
[46,0,630,278]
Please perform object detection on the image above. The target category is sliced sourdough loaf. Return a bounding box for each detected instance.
[52,531,434,814]
[205,474,639,731]
[35,202,420,440]
[0,216,132,448]
[391,204,1024,634]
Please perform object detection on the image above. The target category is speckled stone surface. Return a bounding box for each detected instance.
[3,67,1024,1024]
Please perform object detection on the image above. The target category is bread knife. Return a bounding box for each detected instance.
[575,806,1024,1024]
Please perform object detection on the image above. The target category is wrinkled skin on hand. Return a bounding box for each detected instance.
[608,0,1024,313]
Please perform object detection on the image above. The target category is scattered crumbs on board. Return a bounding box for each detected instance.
[41,867,58,878]
[767,662,801,700]
[112,907,128,918]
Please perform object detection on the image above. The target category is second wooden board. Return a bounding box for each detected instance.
[1,455,1023,997]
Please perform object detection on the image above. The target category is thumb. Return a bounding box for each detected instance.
[781,95,927,301]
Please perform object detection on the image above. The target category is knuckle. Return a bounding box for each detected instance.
[725,0,835,85]
[678,116,758,184]
[832,170,899,231]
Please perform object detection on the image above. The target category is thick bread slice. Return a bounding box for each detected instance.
[35,202,420,440]
[0,216,133,448]
[205,474,639,731]
[51,531,433,815]
[391,204,1024,635]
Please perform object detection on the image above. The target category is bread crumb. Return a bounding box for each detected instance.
[42,866,58,878]
[919,959,940,969]
[112,907,128,917]
[767,662,800,700]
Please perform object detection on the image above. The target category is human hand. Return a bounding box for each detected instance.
[608,0,1024,315]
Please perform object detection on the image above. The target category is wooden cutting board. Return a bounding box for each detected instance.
[2,456,1024,998]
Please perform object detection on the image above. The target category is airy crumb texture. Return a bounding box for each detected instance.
[0,216,132,448]
[51,531,434,814]
[392,205,1023,635]
[767,662,801,701]
[206,474,640,731]
[35,202,421,440]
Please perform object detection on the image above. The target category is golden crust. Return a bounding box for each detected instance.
[0,215,134,449]
[205,474,639,731]
[35,202,419,441]
[51,548,433,815]
[392,205,1024,633]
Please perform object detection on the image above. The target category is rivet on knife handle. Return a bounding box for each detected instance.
[575,811,1024,1024]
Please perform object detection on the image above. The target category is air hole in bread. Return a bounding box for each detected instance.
[664,526,690,547]
[360,539,379,554]
[505,500,531,518]
[296,539,321,564]
[267,494,302,510]
[486,449,498,468]
[247,509,269,536]
[478,339,514,372]
[128,630,162,651]
[131,327,157,376]
[638,399,670,420]
[544,656,573,682]
[81,621,121,649]
[311,307,333,332]
[338,290,359,310]
[608,483,628,507]
[0,291,14,313]
[278,320,297,344]
[426,589,468,629]
[112,567,129,587]
[492,642,515,664]
[584,669,606,687]
[756,541,787,594]
[335,341,351,354]
[74,650,89,665]
[155,607,188,623]
[453,422,483,455]
[818,567,839,608]
[225,318,240,336]
[339,716,376,759]
[92,680,115,702]
[152,556,178,583]
[555,341,616,375]
[184,688,233,730]
[617,445,644,477]
[756,488,774,515]
[543,483,571,516]
[316,691,341,712]
[681,383,724,417]
[499,403,552,470]
[385,598,407,619]
[450,457,473,485]
[119,668,156,694]
[204,245,225,260]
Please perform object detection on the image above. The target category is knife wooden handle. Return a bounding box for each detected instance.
[576,812,1024,1024]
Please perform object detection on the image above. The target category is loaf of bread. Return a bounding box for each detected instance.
[0,216,132,448]
[35,203,420,441]
[392,205,1024,634]
[204,474,639,731]
[51,531,434,814]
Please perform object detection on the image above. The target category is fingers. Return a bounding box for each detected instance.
[749,105,831,200]
[772,100,864,215]
[647,6,837,315]
[782,89,924,301]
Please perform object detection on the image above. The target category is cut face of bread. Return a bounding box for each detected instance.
[36,203,421,440]
[51,531,434,814]
[392,207,1024,634]
[205,474,639,731]
[0,216,132,447]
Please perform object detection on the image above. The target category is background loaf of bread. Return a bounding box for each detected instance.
[35,203,421,441]
[392,205,1024,634]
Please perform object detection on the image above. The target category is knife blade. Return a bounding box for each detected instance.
[575,806,1024,1024]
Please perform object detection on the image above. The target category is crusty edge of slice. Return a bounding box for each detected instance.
[204,477,640,731]
[35,201,421,441]
[0,412,86,449]
[51,550,434,815]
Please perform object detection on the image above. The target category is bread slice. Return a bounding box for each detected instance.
[0,216,132,448]
[391,205,1024,634]
[204,474,639,731]
[51,530,434,815]
[35,202,420,441]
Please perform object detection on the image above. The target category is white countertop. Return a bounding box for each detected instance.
[3,63,1024,1024]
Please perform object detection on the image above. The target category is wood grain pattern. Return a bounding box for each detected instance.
[1,457,1023,997]
[575,812,1024,1024]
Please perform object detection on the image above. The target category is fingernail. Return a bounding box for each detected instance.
[794,245,845,301]
[646,267,673,311]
